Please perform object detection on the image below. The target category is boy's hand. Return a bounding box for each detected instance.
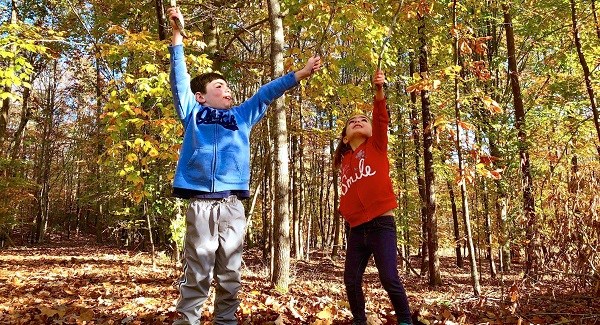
[167,7,184,31]
[295,56,322,81]
[167,6,186,43]
[374,70,385,100]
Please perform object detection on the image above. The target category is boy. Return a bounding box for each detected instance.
[167,6,321,325]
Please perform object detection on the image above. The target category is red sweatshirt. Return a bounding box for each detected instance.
[338,98,398,227]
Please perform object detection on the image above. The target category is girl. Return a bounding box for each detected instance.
[333,70,412,325]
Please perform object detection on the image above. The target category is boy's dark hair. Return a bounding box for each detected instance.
[190,72,226,94]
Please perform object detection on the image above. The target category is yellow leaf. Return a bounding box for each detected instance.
[483,96,503,113]
[126,153,137,162]
[39,306,58,317]
[316,306,333,320]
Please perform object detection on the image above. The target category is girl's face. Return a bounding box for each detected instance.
[343,114,372,144]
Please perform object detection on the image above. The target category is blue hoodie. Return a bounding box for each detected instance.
[169,45,298,197]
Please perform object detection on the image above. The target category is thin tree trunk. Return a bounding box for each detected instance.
[418,13,441,286]
[570,0,600,157]
[298,99,306,260]
[331,113,341,257]
[268,0,291,292]
[396,92,409,271]
[452,0,479,295]
[502,3,538,278]
[482,180,496,278]
[262,125,273,262]
[448,181,463,268]
[9,86,32,161]
[592,0,600,40]
[144,200,156,267]
[0,0,18,144]
[486,0,510,273]
[408,55,428,276]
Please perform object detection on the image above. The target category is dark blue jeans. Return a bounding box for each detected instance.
[344,216,412,324]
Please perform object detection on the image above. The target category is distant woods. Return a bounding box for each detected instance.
[0,0,598,294]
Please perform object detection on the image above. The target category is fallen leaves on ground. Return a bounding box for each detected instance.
[0,238,598,324]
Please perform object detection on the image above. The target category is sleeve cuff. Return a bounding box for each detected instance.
[168,44,184,60]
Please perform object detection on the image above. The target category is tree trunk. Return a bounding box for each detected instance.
[570,0,600,157]
[34,61,58,243]
[9,86,32,161]
[592,0,600,40]
[155,0,168,40]
[204,20,223,71]
[482,180,496,278]
[261,126,272,262]
[396,90,409,271]
[330,112,341,257]
[452,0,479,295]
[408,54,428,276]
[0,0,18,144]
[447,181,463,268]
[486,0,510,273]
[267,0,291,292]
[144,200,156,267]
[418,13,441,286]
[502,3,538,277]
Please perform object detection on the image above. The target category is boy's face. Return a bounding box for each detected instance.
[195,79,233,109]
[344,115,372,143]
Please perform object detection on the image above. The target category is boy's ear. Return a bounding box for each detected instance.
[195,92,206,104]
[342,137,348,144]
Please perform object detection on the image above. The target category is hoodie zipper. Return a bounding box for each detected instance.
[212,123,217,192]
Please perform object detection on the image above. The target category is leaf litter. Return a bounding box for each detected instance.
[1,240,598,324]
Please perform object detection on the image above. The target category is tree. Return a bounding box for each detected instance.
[502,3,538,278]
[451,0,480,295]
[417,5,442,287]
[267,0,291,292]
[569,0,600,157]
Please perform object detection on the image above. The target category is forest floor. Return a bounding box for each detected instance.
[0,233,598,325]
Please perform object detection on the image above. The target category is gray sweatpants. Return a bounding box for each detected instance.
[175,196,246,325]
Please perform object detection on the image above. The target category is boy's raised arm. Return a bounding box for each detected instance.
[235,56,322,126]
[167,7,194,124]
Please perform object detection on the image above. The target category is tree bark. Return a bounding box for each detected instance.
[570,0,600,157]
[0,0,18,145]
[482,180,496,278]
[447,181,463,268]
[330,111,341,257]
[452,0,479,295]
[418,13,441,286]
[502,3,538,277]
[33,61,58,243]
[155,0,168,40]
[592,0,600,40]
[408,54,428,276]
[267,0,291,292]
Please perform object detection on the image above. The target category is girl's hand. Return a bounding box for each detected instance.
[373,70,385,88]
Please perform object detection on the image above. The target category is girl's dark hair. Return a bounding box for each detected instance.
[190,72,225,94]
[333,126,351,169]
